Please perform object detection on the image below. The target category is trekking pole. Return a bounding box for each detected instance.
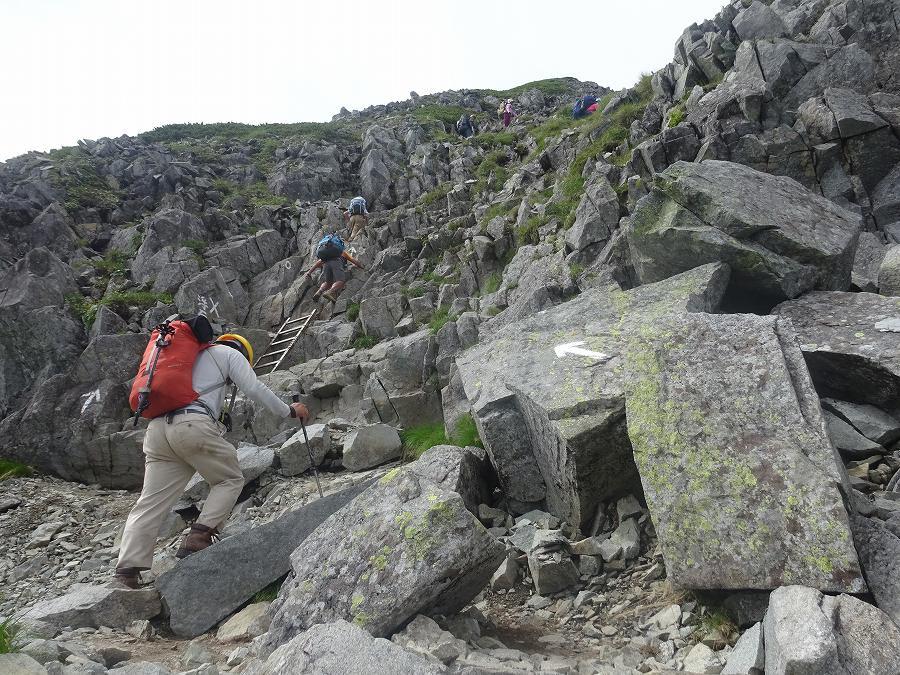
[293,394,323,498]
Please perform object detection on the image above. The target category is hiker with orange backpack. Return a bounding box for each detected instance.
[114,316,309,589]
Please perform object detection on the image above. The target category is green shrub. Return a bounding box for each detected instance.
[516,214,545,245]
[0,617,24,653]
[66,290,173,328]
[48,147,122,212]
[667,104,685,127]
[346,303,360,321]
[93,250,128,278]
[352,334,378,350]
[181,239,207,256]
[420,182,452,207]
[0,459,31,482]
[450,414,483,448]
[569,263,585,280]
[422,271,454,285]
[482,200,518,224]
[401,423,449,461]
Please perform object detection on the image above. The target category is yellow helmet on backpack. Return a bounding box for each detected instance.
[216,333,254,364]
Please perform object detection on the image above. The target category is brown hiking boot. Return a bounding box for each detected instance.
[176,523,218,559]
[113,567,141,589]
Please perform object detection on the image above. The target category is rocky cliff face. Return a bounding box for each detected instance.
[3,0,900,673]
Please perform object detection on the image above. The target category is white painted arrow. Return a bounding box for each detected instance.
[554,341,611,361]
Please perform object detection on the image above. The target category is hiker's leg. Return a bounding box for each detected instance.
[117,419,195,570]
[168,414,244,530]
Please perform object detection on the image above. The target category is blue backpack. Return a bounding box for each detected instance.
[583,94,598,109]
[572,98,586,119]
[316,234,346,261]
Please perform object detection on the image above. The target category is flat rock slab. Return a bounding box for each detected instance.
[774,291,900,417]
[342,423,402,471]
[627,159,860,301]
[264,466,504,650]
[17,584,161,630]
[158,480,373,638]
[456,262,729,527]
[246,620,444,675]
[624,312,864,592]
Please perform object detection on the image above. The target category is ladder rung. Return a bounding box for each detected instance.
[270,336,296,347]
[286,314,313,324]
[254,360,280,369]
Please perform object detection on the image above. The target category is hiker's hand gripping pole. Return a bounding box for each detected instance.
[293,394,324,498]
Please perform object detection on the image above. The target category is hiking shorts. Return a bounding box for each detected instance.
[322,258,346,283]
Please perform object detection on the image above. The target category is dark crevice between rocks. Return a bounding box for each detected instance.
[718,277,785,315]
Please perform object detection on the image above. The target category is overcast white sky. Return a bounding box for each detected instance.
[0,0,726,162]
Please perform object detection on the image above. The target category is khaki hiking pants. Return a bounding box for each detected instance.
[348,214,367,241]
[117,413,243,570]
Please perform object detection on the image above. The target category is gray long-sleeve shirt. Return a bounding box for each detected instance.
[191,345,290,419]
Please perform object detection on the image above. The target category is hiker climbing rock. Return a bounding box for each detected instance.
[115,319,309,589]
[343,195,369,241]
[455,112,477,138]
[305,233,365,305]
[572,94,599,119]
[501,98,516,128]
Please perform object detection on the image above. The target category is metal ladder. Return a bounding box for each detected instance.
[252,307,320,375]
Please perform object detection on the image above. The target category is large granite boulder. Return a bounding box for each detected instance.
[774,292,900,417]
[626,160,861,302]
[850,514,900,630]
[245,620,445,675]
[264,467,504,650]
[624,312,864,592]
[158,480,373,638]
[0,248,85,416]
[764,586,900,674]
[456,263,729,526]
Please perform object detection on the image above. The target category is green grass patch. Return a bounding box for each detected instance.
[401,423,449,461]
[66,290,173,328]
[422,271,455,285]
[420,182,452,207]
[428,307,455,333]
[667,103,685,127]
[140,121,354,145]
[474,150,511,192]
[252,578,284,603]
[516,214,546,245]
[480,77,578,98]
[451,413,483,448]
[346,303,360,321]
[412,104,467,127]
[352,334,378,350]
[482,200,519,224]
[0,459,32,482]
[48,147,122,212]
[181,239,207,256]
[93,250,129,279]
[474,131,517,149]
[700,610,738,647]
[481,272,502,295]
[0,617,24,654]
[569,263,585,280]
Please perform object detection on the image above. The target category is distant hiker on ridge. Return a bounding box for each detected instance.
[115,318,310,589]
[305,232,365,305]
[502,99,516,128]
[343,195,369,241]
[456,112,477,138]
